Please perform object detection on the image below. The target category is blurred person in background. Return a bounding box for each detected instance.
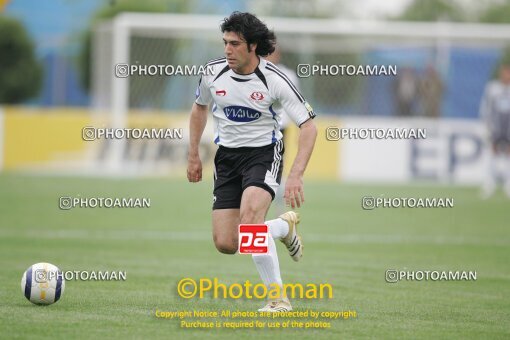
[265,45,300,214]
[480,61,510,199]
[394,67,418,116]
[420,64,443,118]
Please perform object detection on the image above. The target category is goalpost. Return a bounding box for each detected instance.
[91,13,510,176]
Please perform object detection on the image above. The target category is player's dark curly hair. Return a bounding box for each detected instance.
[220,11,276,57]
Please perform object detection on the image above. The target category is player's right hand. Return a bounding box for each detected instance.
[187,155,202,182]
[284,175,305,208]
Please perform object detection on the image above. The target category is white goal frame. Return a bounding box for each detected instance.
[93,13,510,173]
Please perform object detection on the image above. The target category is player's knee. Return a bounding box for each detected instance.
[213,235,237,254]
[239,206,260,224]
[214,242,237,254]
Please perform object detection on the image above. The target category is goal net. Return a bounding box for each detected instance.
[90,13,510,178]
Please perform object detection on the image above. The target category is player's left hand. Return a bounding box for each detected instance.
[284,175,305,208]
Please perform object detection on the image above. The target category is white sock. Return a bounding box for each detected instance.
[252,234,282,289]
[266,218,289,240]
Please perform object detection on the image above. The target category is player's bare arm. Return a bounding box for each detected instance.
[285,119,317,208]
[187,102,208,183]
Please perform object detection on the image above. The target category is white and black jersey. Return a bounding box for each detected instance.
[195,57,315,148]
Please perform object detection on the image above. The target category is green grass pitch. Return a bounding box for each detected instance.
[0,173,509,339]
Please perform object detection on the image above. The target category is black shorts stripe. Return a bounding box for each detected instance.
[266,64,305,102]
[270,142,278,178]
[270,140,283,179]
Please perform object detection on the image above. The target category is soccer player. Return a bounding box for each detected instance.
[480,60,510,198]
[187,12,317,311]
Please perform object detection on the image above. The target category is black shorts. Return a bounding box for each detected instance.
[213,140,284,210]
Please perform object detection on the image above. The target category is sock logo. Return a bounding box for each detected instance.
[238,224,268,254]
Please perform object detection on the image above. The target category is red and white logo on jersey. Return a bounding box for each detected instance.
[250,92,264,101]
[239,224,268,254]
[216,90,226,96]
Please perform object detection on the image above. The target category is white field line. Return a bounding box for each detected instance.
[1,229,508,246]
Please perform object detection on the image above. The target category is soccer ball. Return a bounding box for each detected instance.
[21,262,65,305]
